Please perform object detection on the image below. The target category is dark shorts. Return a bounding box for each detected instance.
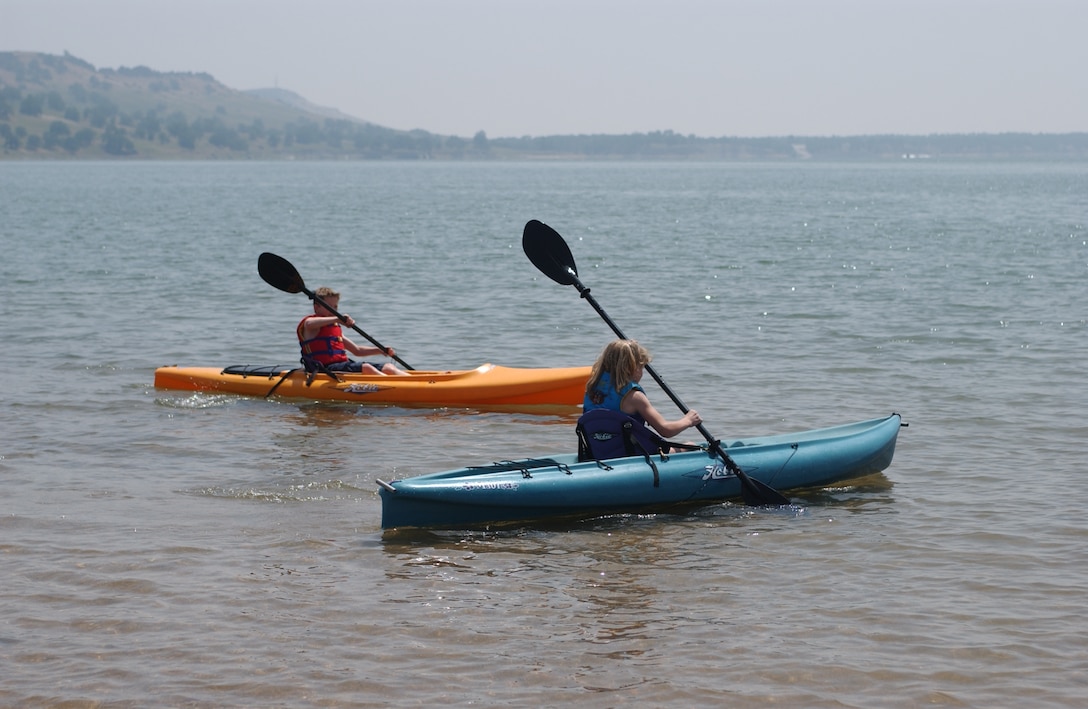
[325,360,385,373]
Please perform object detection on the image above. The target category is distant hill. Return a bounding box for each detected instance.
[244,87,363,122]
[3,51,1087,160]
[0,51,468,159]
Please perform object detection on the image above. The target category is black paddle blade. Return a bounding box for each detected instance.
[523,219,579,286]
[740,476,793,507]
[713,440,793,506]
[258,252,305,294]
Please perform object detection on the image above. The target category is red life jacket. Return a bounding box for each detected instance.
[297,316,348,366]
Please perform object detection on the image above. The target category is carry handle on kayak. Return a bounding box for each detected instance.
[522,219,791,507]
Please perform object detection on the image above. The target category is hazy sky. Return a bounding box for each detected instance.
[5,0,1086,138]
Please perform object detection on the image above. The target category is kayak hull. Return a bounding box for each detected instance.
[154,363,590,409]
[378,414,904,529]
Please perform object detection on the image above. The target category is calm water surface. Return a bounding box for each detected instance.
[1,160,1086,707]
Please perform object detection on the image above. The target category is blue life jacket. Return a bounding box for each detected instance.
[583,371,641,411]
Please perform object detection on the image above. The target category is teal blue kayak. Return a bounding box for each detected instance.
[377,413,905,529]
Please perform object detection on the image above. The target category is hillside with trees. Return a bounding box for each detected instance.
[0,51,470,159]
[3,51,1087,161]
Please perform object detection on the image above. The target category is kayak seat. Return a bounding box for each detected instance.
[300,355,342,383]
[576,409,669,462]
[576,409,670,487]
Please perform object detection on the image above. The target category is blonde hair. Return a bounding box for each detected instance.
[314,286,340,298]
[586,339,652,395]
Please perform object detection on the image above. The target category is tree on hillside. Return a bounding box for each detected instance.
[101,121,135,155]
[42,120,70,149]
[0,87,16,120]
[86,94,119,128]
[208,121,248,151]
[46,90,65,112]
[65,128,96,153]
[288,119,323,145]
[20,93,44,117]
[166,111,197,149]
[0,123,20,150]
[133,110,162,141]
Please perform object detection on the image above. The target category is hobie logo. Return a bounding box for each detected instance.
[702,462,732,480]
[343,383,382,394]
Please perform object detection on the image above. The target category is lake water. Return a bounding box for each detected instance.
[1,160,1085,707]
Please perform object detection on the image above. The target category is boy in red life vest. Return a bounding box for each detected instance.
[297,286,408,375]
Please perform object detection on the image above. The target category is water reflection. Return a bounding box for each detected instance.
[283,401,579,429]
[788,472,895,511]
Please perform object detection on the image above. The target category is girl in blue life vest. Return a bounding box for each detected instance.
[583,339,701,444]
[297,286,409,375]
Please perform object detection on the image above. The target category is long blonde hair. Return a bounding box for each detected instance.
[585,339,652,395]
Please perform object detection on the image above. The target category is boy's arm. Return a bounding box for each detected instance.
[300,316,339,341]
[342,337,383,357]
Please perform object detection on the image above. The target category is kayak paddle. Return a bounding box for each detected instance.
[257,252,415,371]
[522,219,791,507]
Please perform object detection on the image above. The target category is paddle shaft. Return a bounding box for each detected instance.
[568,276,789,506]
[304,287,415,371]
[521,220,788,505]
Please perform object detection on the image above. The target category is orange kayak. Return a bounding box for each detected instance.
[154,363,589,410]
